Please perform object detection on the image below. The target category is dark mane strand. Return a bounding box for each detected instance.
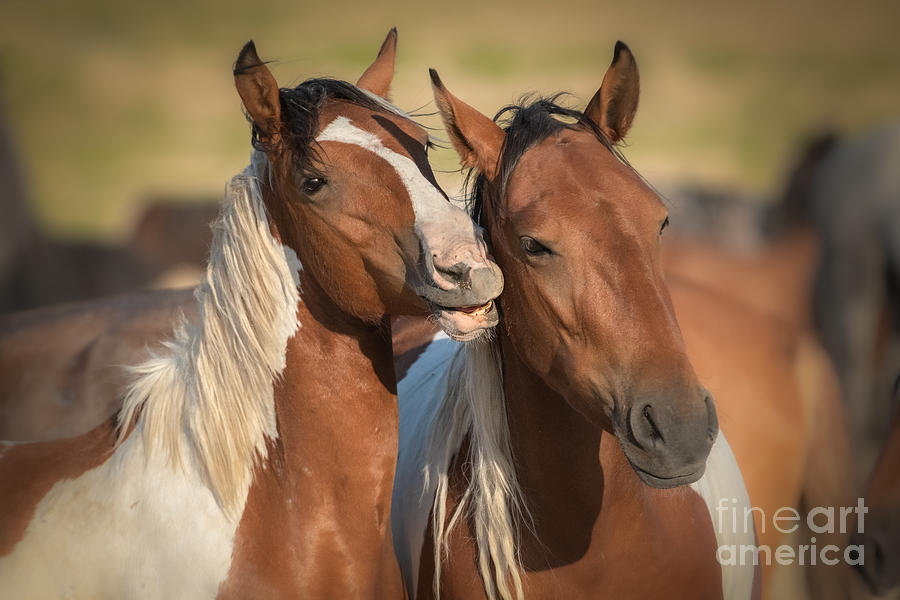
[246,78,390,177]
[464,94,636,225]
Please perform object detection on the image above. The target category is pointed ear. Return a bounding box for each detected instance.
[233,41,281,143]
[585,41,640,144]
[356,28,398,100]
[430,69,505,180]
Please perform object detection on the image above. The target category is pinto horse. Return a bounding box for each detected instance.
[392,43,758,600]
[0,31,504,597]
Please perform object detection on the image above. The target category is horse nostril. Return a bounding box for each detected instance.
[630,403,664,449]
[704,394,719,442]
[642,404,664,443]
[433,261,472,288]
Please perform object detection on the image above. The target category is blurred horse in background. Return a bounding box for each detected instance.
[0,97,217,313]
[662,133,837,330]
[803,124,900,475]
[0,288,195,440]
[853,391,900,597]
[665,123,900,481]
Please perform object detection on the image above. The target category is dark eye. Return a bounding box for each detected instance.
[520,236,552,257]
[301,177,327,195]
[659,216,670,235]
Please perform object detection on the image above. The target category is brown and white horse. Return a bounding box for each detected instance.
[0,32,504,597]
[392,44,759,600]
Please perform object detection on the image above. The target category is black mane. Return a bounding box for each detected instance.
[248,78,391,177]
[467,94,629,223]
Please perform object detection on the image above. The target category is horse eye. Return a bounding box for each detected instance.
[301,177,327,195]
[659,216,670,235]
[520,236,552,257]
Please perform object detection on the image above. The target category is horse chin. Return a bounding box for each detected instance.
[628,461,706,489]
[431,300,499,341]
[613,430,707,489]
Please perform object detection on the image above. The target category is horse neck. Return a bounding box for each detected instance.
[498,329,605,501]
[270,273,399,505]
[497,328,636,563]
[221,271,403,596]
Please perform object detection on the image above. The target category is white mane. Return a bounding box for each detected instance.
[117,151,301,517]
[424,338,527,600]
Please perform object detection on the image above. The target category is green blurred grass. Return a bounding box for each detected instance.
[2,0,899,239]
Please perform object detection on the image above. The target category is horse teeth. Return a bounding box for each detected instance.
[471,300,493,316]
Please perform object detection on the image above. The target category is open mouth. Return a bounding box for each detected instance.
[429,299,499,341]
[446,300,494,316]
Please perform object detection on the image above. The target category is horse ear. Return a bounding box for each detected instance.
[356,28,398,100]
[430,69,505,180]
[585,41,639,144]
[234,41,281,143]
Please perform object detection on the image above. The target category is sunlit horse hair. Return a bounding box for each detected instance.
[116,151,301,517]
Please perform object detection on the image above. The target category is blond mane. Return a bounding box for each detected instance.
[117,151,301,517]
[424,338,528,600]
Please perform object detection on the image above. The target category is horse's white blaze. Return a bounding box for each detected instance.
[317,116,449,227]
[317,116,486,285]
[0,432,238,598]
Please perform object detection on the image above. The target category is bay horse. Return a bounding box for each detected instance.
[0,31,505,597]
[392,43,759,600]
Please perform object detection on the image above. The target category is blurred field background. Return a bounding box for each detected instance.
[1,0,899,241]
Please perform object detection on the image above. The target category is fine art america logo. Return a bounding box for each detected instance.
[715,498,868,566]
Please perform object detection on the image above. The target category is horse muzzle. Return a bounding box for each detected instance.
[613,391,719,489]
[419,260,503,341]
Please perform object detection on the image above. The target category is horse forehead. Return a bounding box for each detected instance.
[508,139,661,223]
[316,102,427,156]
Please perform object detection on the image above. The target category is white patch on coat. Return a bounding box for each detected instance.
[393,335,524,600]
[393,333,455,595]
[0,153,302,597]
[0,431,239,598]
